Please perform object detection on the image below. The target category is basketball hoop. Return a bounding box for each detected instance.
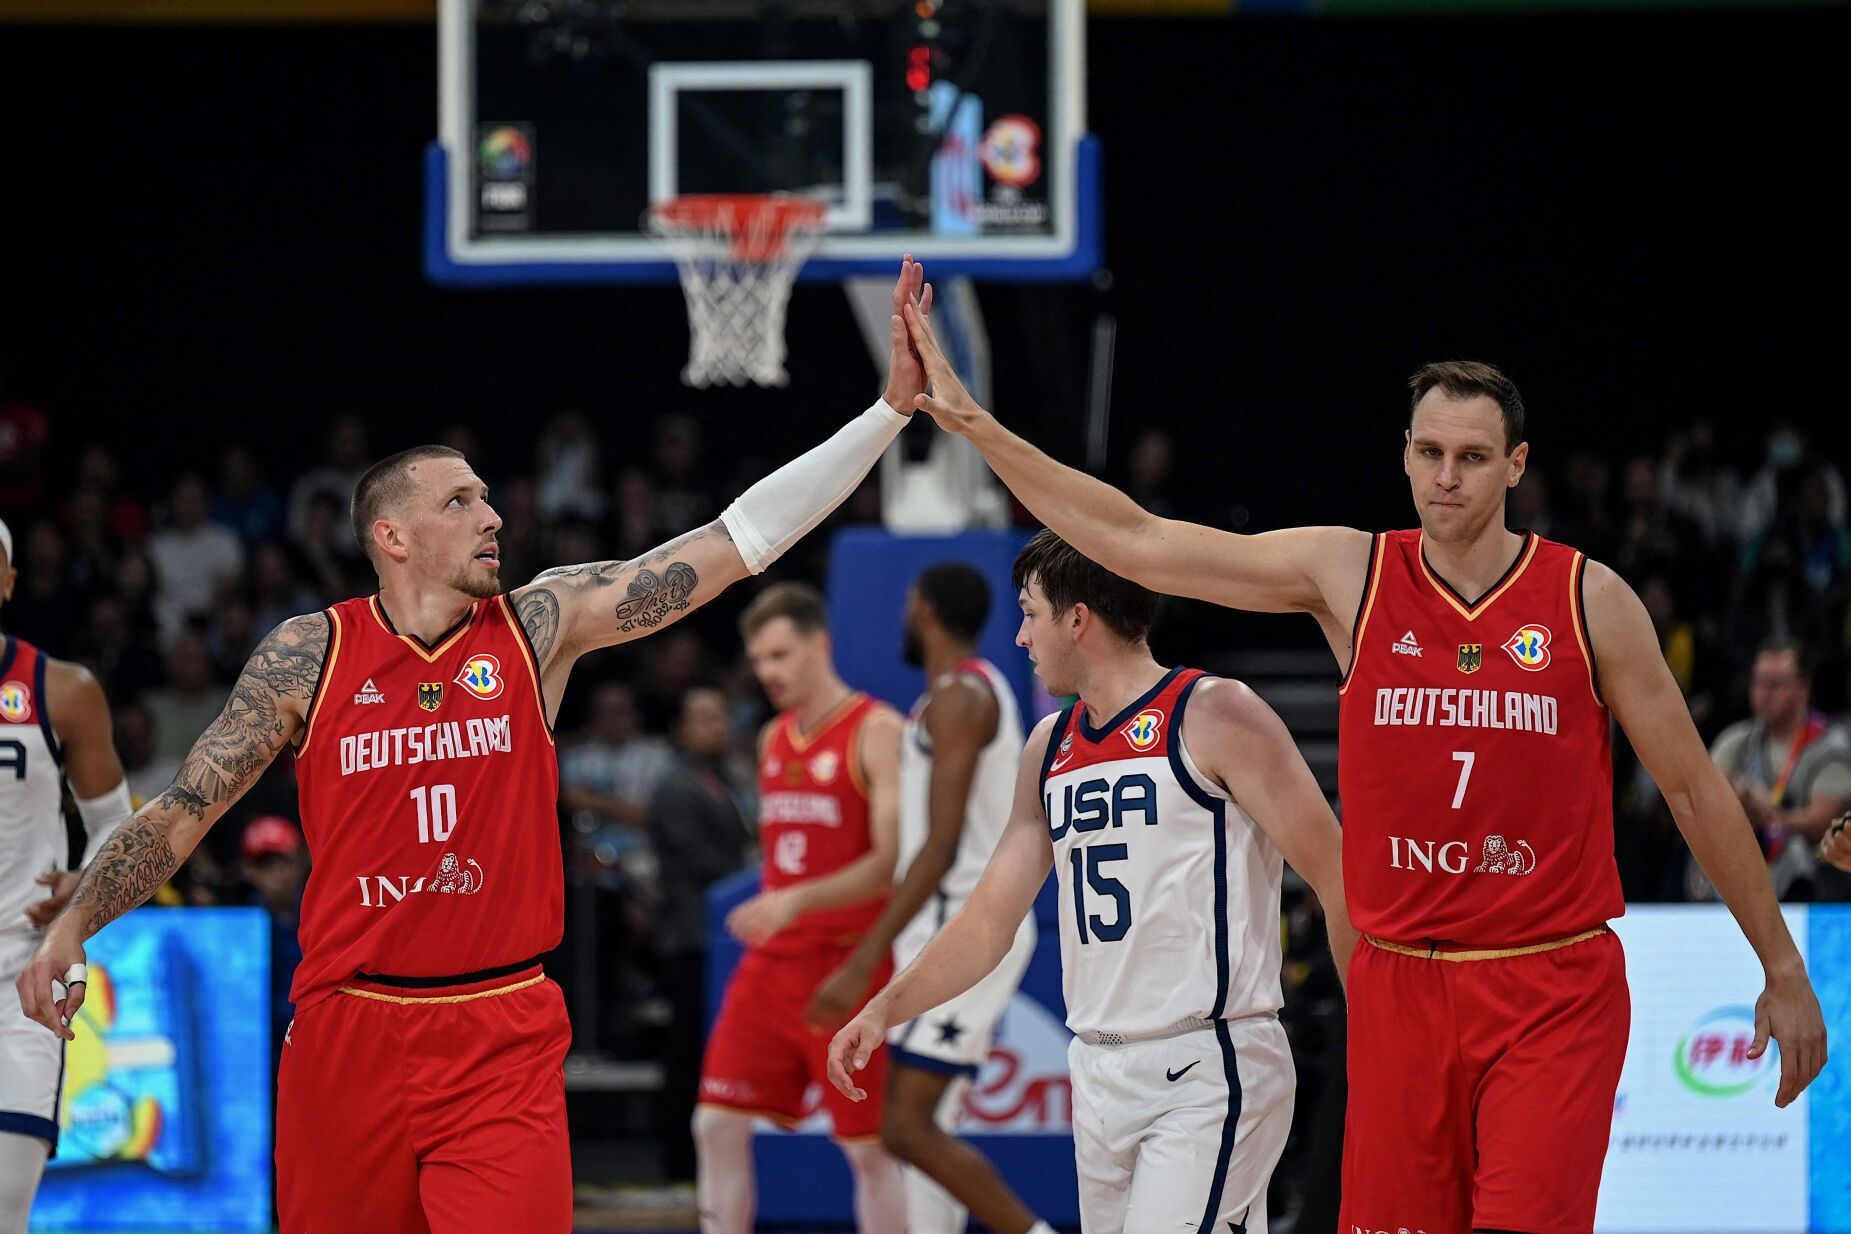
[646,194,828,389]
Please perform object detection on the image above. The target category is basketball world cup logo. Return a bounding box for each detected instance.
[454,654,504,701]
[1502,624,1553,672]
[0,681,29,723]
[1121,709,1163,752]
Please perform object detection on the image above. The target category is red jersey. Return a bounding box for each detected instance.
[291,594,560,1008]
[756,694,887,955]
[1336,530,1624,948]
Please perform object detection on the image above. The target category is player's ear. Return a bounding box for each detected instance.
[1402,429,1414,477]
[0,567,14,602]
[373,519,411,565]
[1507,440,1530,488]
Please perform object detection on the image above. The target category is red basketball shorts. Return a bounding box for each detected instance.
[1341,928,1629,1234]
[276,966,573,1234]
[699,942,893,1141]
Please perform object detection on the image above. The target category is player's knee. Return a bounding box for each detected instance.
[691,1105,751,1157]
[838,1138,900,1180]
[877,1103,938,1165]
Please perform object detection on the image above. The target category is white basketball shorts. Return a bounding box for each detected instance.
[0,931,65,1146]
[888,906,1036,1075]
[1069,1015,1293,1234]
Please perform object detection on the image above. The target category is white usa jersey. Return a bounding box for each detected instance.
[0,636,69,956]
[898,657,1024,912]
[1041,667,1283,1039]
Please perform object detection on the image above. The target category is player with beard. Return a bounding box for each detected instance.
[808,563,1053,1234]
[16,261,936,1234]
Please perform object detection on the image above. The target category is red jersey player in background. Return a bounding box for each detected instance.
[14,259,936,1234]
[899,305,1826,1234]
[696,581,904,1234]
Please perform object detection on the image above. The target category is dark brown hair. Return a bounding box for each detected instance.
[350,445,466,560]
[1408,361,1526,452]
[739,581,829,640]
[1011,529,1157,644]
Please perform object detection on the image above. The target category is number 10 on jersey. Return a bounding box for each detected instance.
[411,784,458,843]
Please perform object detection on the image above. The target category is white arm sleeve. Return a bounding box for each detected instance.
[720,400,910,574]
[77,781,135,866]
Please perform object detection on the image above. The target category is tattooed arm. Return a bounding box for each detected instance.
[14,613,328,1039]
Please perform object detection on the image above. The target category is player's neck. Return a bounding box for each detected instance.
[1076,649,1167,728]
[923,638,976,683]
[792,675,855,734]
[1421,525,1528,602]
[376,580,477,647]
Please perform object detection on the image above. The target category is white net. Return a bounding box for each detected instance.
[647,195,827,389]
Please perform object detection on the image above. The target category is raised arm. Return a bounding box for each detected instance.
[16,613,326,1038]
[900,301,1369,624]
[1586,561,1825,1106]
[725,707,904,951]
[806,676,998,1028]
[1184,678,1356,986]
[510,259,934,698]
[24,661,133,929]
[826,713,1058,1100]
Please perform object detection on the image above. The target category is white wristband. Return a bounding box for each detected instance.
[77,781,134,866]
[721,399,910,574]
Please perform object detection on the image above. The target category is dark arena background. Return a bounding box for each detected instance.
[3,0,1850,1231]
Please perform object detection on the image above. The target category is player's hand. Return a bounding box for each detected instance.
[806,956,875,1033]
[901,299,991,436]
[24,870,80,929]
[826,1008,888,1102]
[880,255,934,414]
[1820,813,1851,872]
[725,888,802,946]
[1752,960,1827,1108]
[15,927,89,1041]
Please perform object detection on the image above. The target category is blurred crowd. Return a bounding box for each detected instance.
[4,378,1849,1194]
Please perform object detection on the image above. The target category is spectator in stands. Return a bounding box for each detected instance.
[650,415,718,535]
[212,446,285,544]
[63,482,120,598]
[249,540,321,636]
[206,593,261,676]
[242,815,308,1065]
[1,521,83,652]
[1725,528,1836,684]
[1614,456,1702,601]
[147,473,245,644]
[79,595,165,704]
[294,490,359,598]
[0,356,50,516]
[1739,422,1847,544]
[1126,428,1176,520]
[143,633,227,763]
[1659,422,1741,548]
[562,682,674,832]
[1693,637,1851,902]
[1557,451,1617,563]
[535,408,608,523]
[613,468,659,560]
[646,685,750,1183]
[72,445,150,541]
[114,703,177,806]
[286,412,368,551]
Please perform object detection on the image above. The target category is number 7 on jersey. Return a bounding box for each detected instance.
[1450,751,1475,810]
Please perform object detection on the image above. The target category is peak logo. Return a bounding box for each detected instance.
[353,678,385,705]
[1121,710,1163,751]
[1674,1007,1776,1098]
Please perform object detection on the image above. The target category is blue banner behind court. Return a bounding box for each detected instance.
[31,908,272,1233]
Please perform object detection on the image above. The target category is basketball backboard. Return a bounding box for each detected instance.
[427,0,1096,285]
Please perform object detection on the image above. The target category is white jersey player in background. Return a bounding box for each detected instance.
[829,530,1356,1234]
[805,563,1052,1234]
[0,518,132,1233]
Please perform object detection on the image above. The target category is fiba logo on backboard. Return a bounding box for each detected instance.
[979,115,1042,188]
[1674,1007,1776,1097]
[475,123,534,232]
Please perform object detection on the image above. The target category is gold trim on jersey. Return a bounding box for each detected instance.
[1363,926,1608,963]
[783,692,867,754]
[1337,534,1388,697]
[336,972,546,1006]
[367,594,477,663]
[1414,531,1539,622]
[296,608,343,757]
[495,593,556,747]
[1568,552,1604,708]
